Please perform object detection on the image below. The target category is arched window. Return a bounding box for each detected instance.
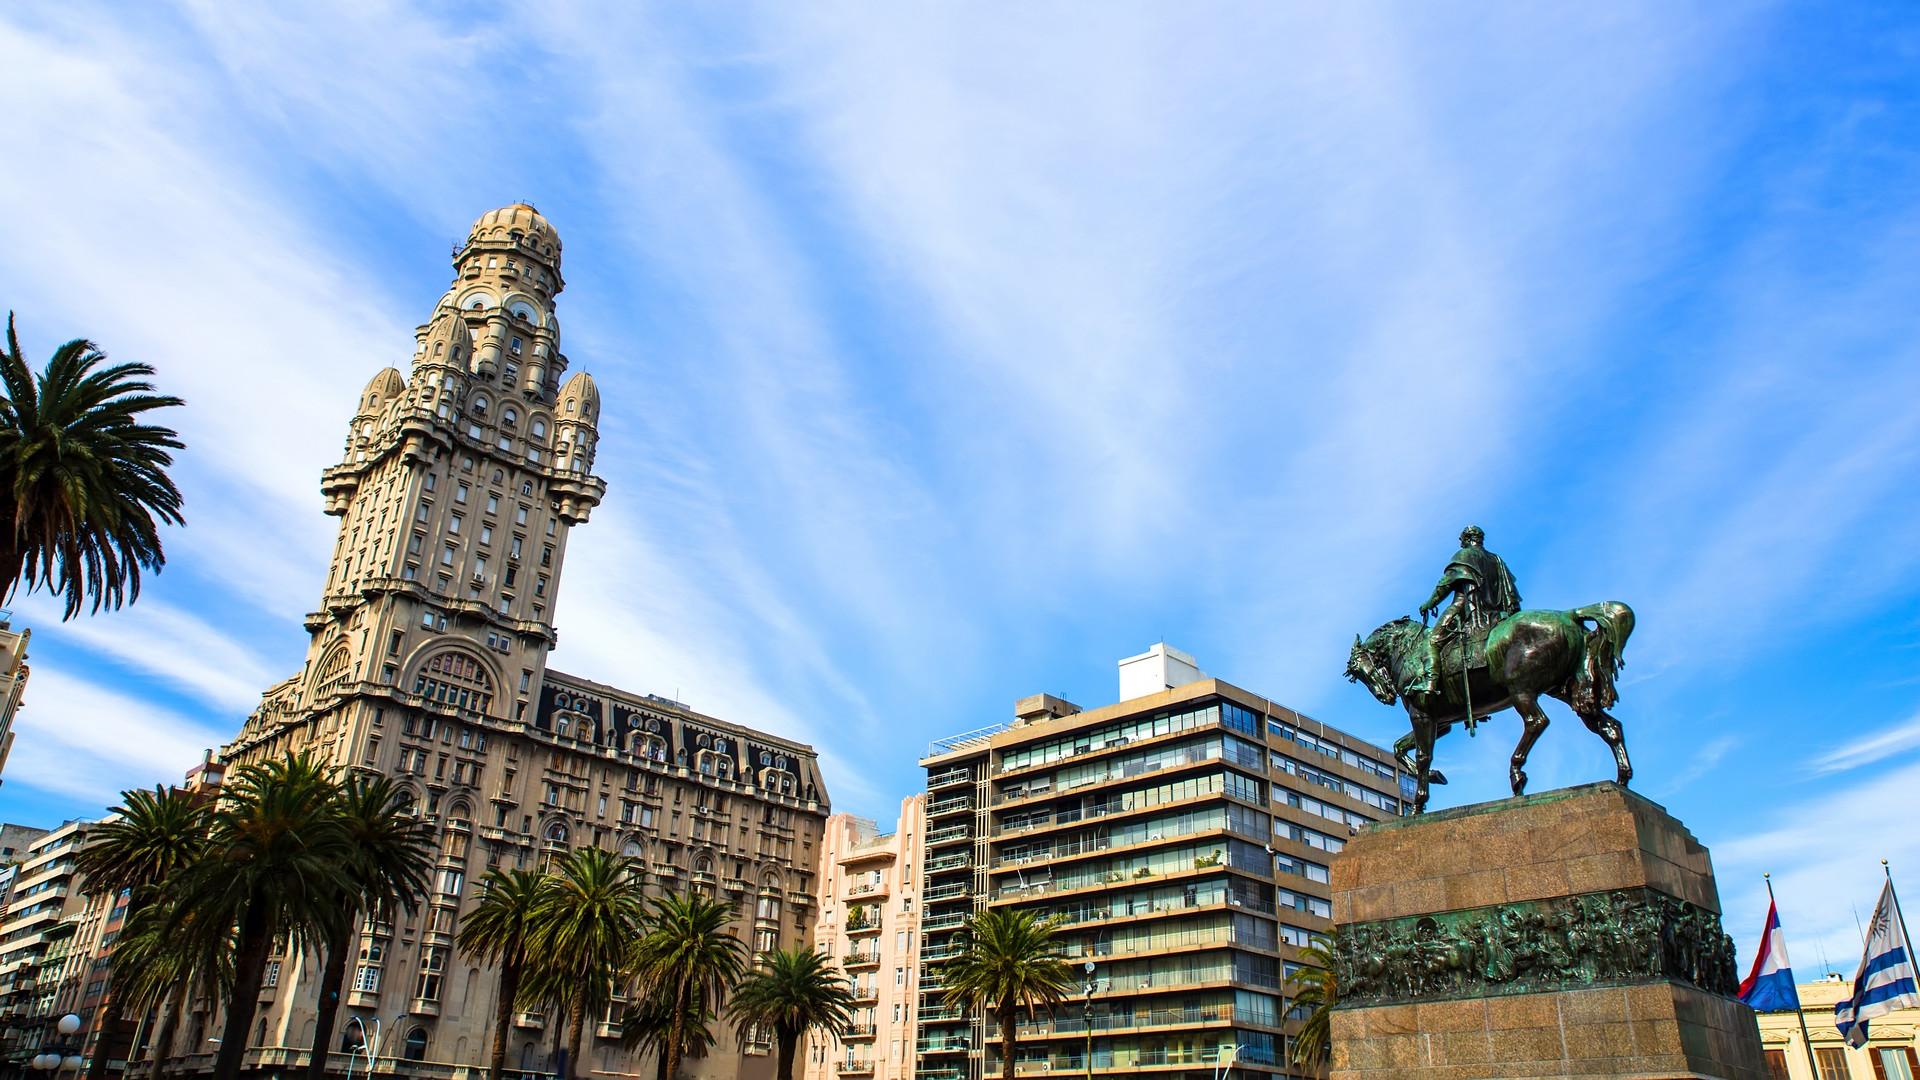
[545,822,569,847]
[412,650,494,716]
[471,395,489,417]
[501,407,518,429]
[531,419,547,439]
[403,1028,428,1061]
[315,646,353,697]
[622,839,644,858]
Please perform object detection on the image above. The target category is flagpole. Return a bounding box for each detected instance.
[1766,874,1821,1080]
[1883,860,1918,978]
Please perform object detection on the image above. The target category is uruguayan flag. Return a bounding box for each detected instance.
[1835,880,1920,1048]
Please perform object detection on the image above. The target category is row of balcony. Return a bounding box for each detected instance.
[1016,1003,1239,1038]
[926,823,972,846]
[928,767,972,789]
[927,796,973,818]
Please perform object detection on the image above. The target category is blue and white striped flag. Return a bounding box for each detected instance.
[1835,880,1920,1048]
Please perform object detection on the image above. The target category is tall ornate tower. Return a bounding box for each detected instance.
[240,204,604,750]
[222,207,829,1080]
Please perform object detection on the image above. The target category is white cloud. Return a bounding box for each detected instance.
[1811,711,1920,776]
[4,667,228,807]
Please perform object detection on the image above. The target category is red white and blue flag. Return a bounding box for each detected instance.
[1739,899,1801,1013]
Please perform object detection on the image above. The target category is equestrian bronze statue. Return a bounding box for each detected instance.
[1345,526,1635,813]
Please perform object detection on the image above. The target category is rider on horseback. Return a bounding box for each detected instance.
[1408,525,1523,694]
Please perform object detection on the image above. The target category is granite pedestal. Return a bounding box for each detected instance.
[1329,782,1767,1080]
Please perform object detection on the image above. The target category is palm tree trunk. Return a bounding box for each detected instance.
[998,998,1017,1080]
[304,921,354,1080]
[486,953,521,1080]
[149,985,187,1080]
[564,995,586,1080]
[213,891,273,1080]
[661,976,690,1080]
[775,1025,798,1080]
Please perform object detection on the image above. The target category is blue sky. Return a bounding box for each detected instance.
[3,2,1919,975]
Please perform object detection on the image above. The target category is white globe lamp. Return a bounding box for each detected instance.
[57,1014,82,1035]
[62,1056,83,1071]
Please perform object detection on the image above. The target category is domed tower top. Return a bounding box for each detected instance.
[557,371,600,424]
[455,203,564,297]
[413,309,473,370]
[358,367,406,415]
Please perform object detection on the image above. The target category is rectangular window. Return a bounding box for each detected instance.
[263,959,281,988]
[408,533,423,555]
[1876,1049,1918,1080]
[516,505,530,525]
[487,494,499,514]
[416,946,446,1001]
[510,536,523,559]
[541,545,553,567]
[423,473,436,492]
[441,544,455,567]
[353,964,381,993]
[438,869,464,897]
[449,513,462,534]
[456,483,469,504]
[402,563,417,580]
[536,576,548,597]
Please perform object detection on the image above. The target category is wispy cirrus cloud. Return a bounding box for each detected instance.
[1811,711,1920,776]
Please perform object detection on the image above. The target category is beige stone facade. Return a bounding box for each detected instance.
[804,798,928,1080]
[0,616,29,789]
[206,205,831,1080]
[1754,976,1920,1079]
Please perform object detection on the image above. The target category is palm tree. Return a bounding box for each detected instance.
[109,889,234,1080]
[728,946,855,1080]
[0,313,184,619]
[457,869,545,1080]
[940,909,1074,1080]
[523,848,647,1080]
[629,894,748,1080]
[1288,936,1337,1073]
[304,775,435,1080]
[73,786,209,1080]
[166,754,351,1080]
[620,992,717,1080]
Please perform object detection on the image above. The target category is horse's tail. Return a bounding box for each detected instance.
[1570,601,1633,712]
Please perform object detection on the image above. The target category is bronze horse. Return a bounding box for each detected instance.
[1345,602,1635,813]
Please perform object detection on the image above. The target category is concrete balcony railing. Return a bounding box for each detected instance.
[836,1061,875,1076]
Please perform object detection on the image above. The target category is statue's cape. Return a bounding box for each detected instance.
[1441,546,1521,614]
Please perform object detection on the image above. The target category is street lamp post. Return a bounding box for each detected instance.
[31,1014,85,1077]
[1082,961,1095,1080]
[1211,1043,1240,1080]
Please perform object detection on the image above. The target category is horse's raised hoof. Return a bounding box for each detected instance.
[1427,769,1449,786]
[1510,769,1528,796]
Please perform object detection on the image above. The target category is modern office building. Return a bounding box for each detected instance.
[210,205,831,1080]
[0,616,30,788]
[916,644,1413,1080]
[804,797,928,1080]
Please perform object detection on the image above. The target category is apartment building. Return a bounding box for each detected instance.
[805,797,927,1080]
[0,820,96,1067]
[916,645,1412,1080]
